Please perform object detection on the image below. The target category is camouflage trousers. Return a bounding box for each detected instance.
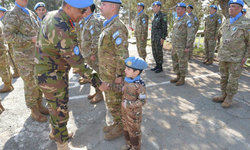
[171,47,189,77]
[219,61,243,96]
[104,90,122,125]
[36,68,70,144]
[204,38,216,60]
[122,100,142,150]
[151,39,163,64]
[188,42,195,58]
[16,59,42,108]
[136,36,147,60]
[0,51,12,84]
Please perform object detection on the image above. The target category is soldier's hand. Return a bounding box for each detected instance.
[160,39,164,46]
[115,77,123,84]
[90,55,96,61]
[184,48,189,53]
[241,57,247,67]
[31,36,37,43]
[99,82,109,91]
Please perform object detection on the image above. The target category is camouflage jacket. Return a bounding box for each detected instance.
[151,11,168,40]
[218,16,250,63]
[4,6,39,49]
[188,12,199,33]
[172,14,196,49]
[98,16,129,81]
[35,9,100,85]
[204,13,222,40]
[80,14,102,58]
[0,21,8,55]
[109,79,147,105]
[134,11,149,39]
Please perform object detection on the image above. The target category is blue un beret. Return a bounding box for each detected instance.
[210,5,217,10]
[137,2,144,7]
[125,57,148,70]
[228,0,244,7]
[101,0,122,4]
[34,2,46,11]
[0,5,7,12]
[64,0,93,8]
[176,3,186,8]
[152,1,161,6]
[242,8,246,12]
[188,5,193,9]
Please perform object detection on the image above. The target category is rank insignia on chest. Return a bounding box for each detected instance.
[73,46,80,55]
[115,37,122,45]
[112,30,120,39]
[232,27,237,31]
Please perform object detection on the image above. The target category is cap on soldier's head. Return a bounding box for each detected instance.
[137,2,144,7]
[34,2,46,11]
[228,0,244,7]
[188,5,193,9]
[101,0,122,4]
[210,5,217,10]
[176,3,186,8]
[242,8,246,12]
[125,57,148,70]
[152,1,161,6]
[0,5,7,12]
[64,0,93,8]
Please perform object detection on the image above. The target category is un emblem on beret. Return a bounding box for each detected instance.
[233,0,237,2]
[127,61,132,66]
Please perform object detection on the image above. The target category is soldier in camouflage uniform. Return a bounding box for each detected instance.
[0,6,14,93]
[170,3,196,86]
[212,0,250,108]
[204,5,222,65]
[80,3,104,104]
[4,0,48,122]
[151,1,168,73]
[134,2,149,60]
[34,0,104,148]
[187,5,200,60]
[99,0,129,140]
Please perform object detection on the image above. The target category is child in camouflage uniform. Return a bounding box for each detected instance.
[104,56,147,150]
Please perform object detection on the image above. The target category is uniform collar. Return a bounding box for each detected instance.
[15,2,30,15]
[84,13,93,21]
[209,12,216,18]
[137,10,143,16]
[178,13,186,20]
[124,75,141,83]
[58,9,75,28]
[37,16,42,22]
[103,14,118,27]
[230,12,242,24]
[154,11,161,17]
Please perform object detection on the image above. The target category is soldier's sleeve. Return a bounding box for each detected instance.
[137,84,147,105]
[0,25,5,54]
[245,23,250,58]
[141,14,149,38]
[186,19,196,48]
[90,21,102,56]
[114,27,129,77]
[4,13,33,44]
[215,15,222,38]
[51,22,101,87]
[108,82,124,92]
[161,13,168,39]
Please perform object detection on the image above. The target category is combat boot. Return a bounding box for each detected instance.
[0,102,5,114]
[49,131,73,140]
[88,93,97,100]
[90,89,103,104]
[150,64,158,71]
[170,74,180,83]
[0,83,14,93]
[121,144,131,150]
[212,93,226,103]
[37,100,49,115]
[205,59,213,65]
[12,71,20,78]
[56,142,69,150]
[221,95,233,108]
[203,59,209,64]
[79,77,91,85]
[31,106,48,122]
[155,64,163,73]
[103,123,116,133]
[176,77,185,86]
[104,124,123,140]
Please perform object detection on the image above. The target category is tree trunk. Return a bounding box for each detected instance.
[218,0,230,18]
[1,0,4,7]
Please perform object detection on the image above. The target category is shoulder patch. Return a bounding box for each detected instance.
[115,37,122,46]
[218,19,222,24]
[194,17,198,22]
[74,46,80,55]
[112,30,120,39]
[232,27,237,31]
[90,30,94,35]
[142,18,146,24]
[187,20,192,28]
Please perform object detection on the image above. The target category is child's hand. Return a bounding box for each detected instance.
[115,77,123,84]
[98,82,109,91]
